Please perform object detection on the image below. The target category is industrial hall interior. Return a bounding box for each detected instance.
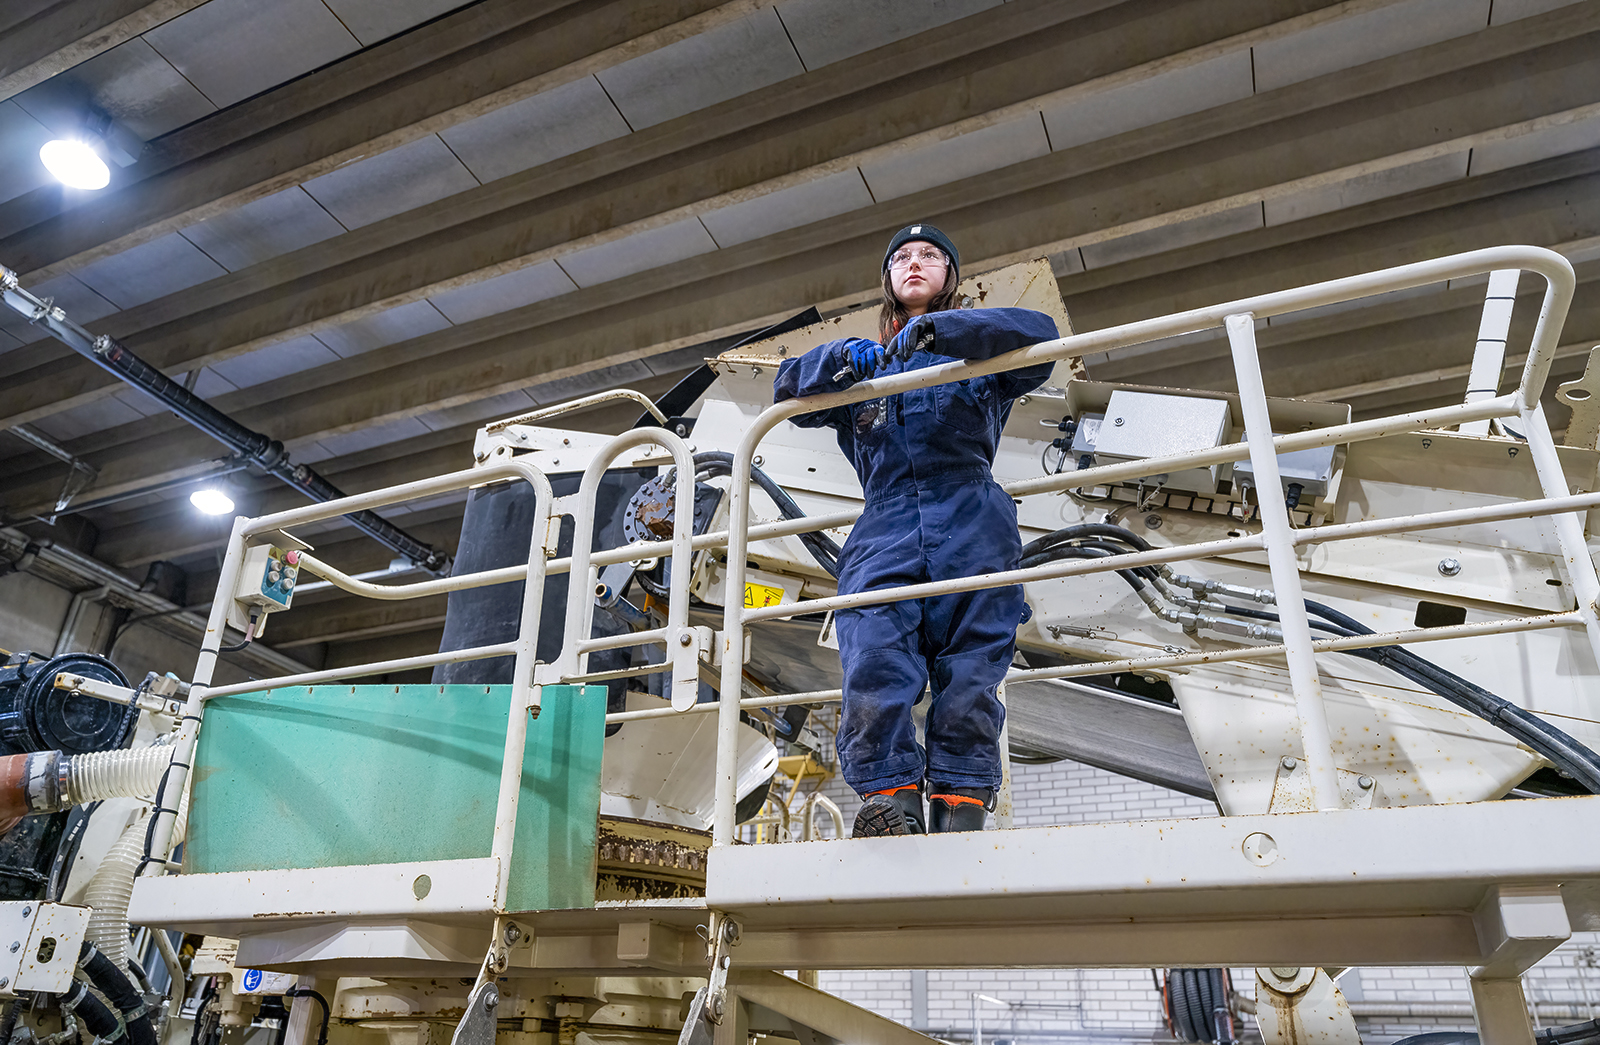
[3,0,1600,1044]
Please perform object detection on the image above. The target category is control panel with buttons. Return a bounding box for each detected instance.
[227,544,301,635]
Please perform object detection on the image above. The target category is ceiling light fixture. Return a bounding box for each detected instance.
[38,109,143,191]
[190,487,236,515]
[39,139,111,190]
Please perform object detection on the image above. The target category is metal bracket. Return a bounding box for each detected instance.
[1555,346,1600,450]
[678,915,741,1045]
[670,626,714,711]
[474,915,523,987]
[1266,758,1381,813]
[448,980,499,1045]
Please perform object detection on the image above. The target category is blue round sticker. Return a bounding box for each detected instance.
[241,969,262,992]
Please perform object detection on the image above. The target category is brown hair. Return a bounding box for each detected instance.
[877,256,960,344]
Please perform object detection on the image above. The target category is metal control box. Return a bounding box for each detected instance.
[1090,390,1232,494]
[227,544,300,633]
[1234,443,1338,500]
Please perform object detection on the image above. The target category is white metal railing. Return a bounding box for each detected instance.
[153,459,553,912]
[150,432,705,914]
[547,428,704,709]
[706,244,1600,842]
[144,245,1599,904]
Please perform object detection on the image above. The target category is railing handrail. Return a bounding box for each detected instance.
[152,458,557,914]
[708,245,1590,844]
[550,428,702,709]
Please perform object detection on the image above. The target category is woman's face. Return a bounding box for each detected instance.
[888,240,949,315]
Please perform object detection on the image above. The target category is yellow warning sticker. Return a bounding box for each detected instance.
[743,582,787,609]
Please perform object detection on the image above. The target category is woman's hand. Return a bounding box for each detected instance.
[886,314,935,362]
[844,338,885,380]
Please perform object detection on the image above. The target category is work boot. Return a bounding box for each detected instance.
[851,785,925,837]
[927,788,994,833]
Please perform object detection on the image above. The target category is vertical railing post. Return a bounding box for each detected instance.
[147,514,253,869]
[488,468,554,910]
[713,438,756,847]
[1519,402,1600,663]
[1224,313,1342,811]
[994,680,1014,830]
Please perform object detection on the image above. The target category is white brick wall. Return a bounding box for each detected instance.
[791,708,1599,1044]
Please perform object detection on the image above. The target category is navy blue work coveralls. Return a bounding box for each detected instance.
[773,307,1058,794]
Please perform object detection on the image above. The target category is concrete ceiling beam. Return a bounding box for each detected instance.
[1,74,1594,511]
[0,0,756,274]
[7,0,1550,427]
[0,0,208,102]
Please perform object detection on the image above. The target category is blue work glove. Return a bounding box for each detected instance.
[885,314,935,363]
[844,338,884,381]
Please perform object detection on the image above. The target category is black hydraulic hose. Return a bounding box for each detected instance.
[0,1000,19,1045]
[284,988,330,1045]
[1072,538,1161,580]
[79,941,156,1045]
[1541,1017,1600,1045]
[1018,520,1600,790]
[62,980,124,1042]
[1021,522,1154,560]
[0,271,450,575]
[1216,600,1600,792]
[1301,599,1600,792]
[692,452,841,577]
[1019,544,1149,593]
[47,800,100,902]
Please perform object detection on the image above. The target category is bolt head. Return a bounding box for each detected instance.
[0,978,9,988]
[1281,756,1298,771]
[1113,417,1125,426]
[1144,514,1163,529]
[504,923,522,944]
[1269,967,1300,981]
[483,987,498,1010]
[678,633,693,647]
[19,907,29,918]
[1438,557,1462,577]
[1358,775,1374,790]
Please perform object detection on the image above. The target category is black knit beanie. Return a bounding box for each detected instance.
[882,223,959,277]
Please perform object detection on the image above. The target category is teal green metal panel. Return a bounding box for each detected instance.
[187,684,604,911]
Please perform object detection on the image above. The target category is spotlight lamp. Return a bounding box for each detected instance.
[38,139,110,190]
[38,109,144,191]
[190,487,236,515]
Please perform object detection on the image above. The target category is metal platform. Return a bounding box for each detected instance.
[130,796,1598,977]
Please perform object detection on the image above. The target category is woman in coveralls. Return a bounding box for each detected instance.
[773,225,1058,836]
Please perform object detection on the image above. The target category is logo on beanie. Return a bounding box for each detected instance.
[909,225,921,234]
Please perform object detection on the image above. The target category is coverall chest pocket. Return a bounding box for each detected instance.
[851,397,892,442]
[934,376,995,436]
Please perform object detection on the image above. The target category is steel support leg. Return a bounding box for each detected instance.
[283,977,337,1045]
[1224,312,1341,810]
[1470,976,1537,1045]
